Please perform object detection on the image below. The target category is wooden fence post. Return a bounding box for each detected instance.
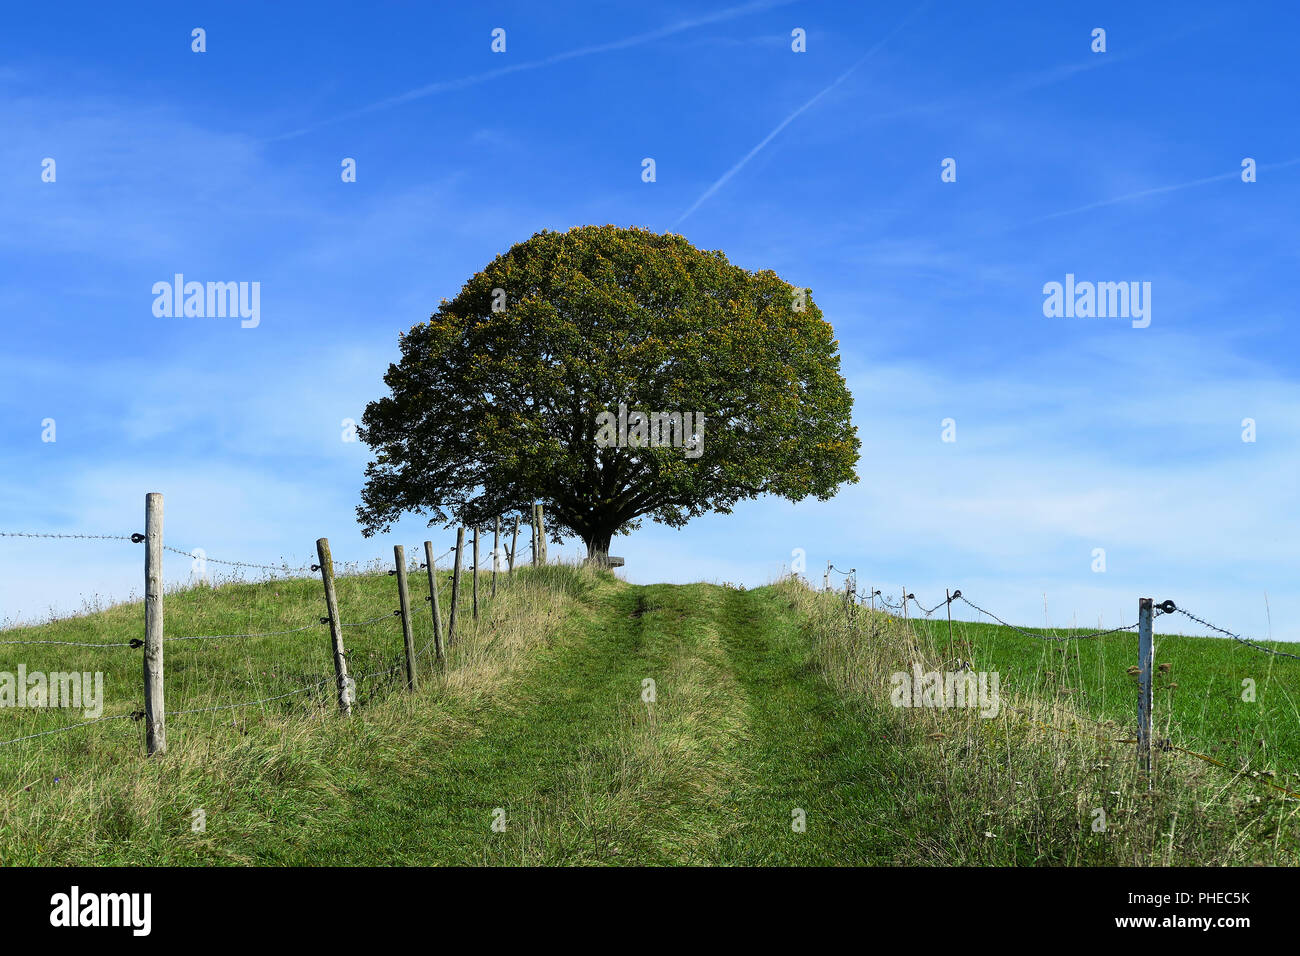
[492,516,500,597]
[316,537,352,716]
[448,528,465,645]
[530,503,538,567]
[143,492,166,755]
[870,584,875,612]
[902,586,908,623]
[1137,596,1154,778]
[472,526,480,620]
[394,545,418,691]
[423,541,445,664]
[509,515,519,574]
[536,504,547,564]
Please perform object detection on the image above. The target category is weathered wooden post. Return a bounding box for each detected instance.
[143,492,166,755]
[472,526,480,620]
[448,528,465,644]
[508,515,519,574]
[423,540,445,664]
[394,545,418,691]
[869,584,875,612]
[902,586,908,623]
[316,537,352,716]
[536,504,547,564]
[1137,597,1154,778]
[492,516,500,597]
[530,502,539,567]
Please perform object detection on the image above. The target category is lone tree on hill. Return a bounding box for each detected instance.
[355,225,860,558]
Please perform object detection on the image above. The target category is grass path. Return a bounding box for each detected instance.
[4,566,1293,864]
[308,581,741,863]
[708,586,924,865]
[303,580,923,865]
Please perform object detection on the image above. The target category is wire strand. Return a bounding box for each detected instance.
[0,637,137,648]
[0,713,137,747]
[165,622,323,642]
[1170,606,1300,661]
[957,595,1140,642]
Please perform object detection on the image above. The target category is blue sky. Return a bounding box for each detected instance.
[1,1,1297,643]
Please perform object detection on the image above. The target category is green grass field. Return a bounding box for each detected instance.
[905,614,1300,777]
[0,565,1296,865]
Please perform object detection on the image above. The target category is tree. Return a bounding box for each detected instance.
[356,225,860,557]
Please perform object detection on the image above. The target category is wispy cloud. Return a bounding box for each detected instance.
[672,14,1216,227]
[674,4,929,225]
[1015,157,1300,228]
[268,0,797,142]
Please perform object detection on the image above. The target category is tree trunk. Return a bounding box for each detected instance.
[584,530,613,562]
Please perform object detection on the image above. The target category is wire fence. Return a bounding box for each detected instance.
[822,563,1293,659]
[956,593,1143,642]
[816,561,1300,800]
[165,622,324,643]
[160,544,316,575]
[1169,605,1300,662]
[0,522,505,753]
[5,517,1294,804]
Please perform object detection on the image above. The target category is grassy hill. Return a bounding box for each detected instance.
[907,614,1300,774]
[0,564,1296,865]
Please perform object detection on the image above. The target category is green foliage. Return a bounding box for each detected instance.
[356,225,860,552]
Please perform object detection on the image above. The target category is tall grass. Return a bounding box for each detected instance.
[0,561,607,864]
[776,576,1300,865]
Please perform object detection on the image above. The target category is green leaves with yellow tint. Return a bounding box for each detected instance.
[357,225,859,555]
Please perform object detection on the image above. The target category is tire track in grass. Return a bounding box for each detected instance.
[710,585,920,865]
[307,580,749,864]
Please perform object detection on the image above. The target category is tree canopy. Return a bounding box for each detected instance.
[356,225,859,556]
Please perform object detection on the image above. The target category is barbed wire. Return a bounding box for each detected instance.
[1,528,415,576]
[824,573,1300,796]
[0,636,139,648]
[3,529,460,578]
[161,545,314,574]
[838,576,1142,638]
[0,536,464,741]
[0,531,138,542]
[1166,603,1300,662]
[414,631,441,663]
[165,622,324,642]
[0,712,139,748]
[956,594,1140,642]
[1003,698,1300,799]
[910,594,952,617]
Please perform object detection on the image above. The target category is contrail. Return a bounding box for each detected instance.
[1019,156,1300,228]
[674,3,929,226]
[269,0,798,142]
